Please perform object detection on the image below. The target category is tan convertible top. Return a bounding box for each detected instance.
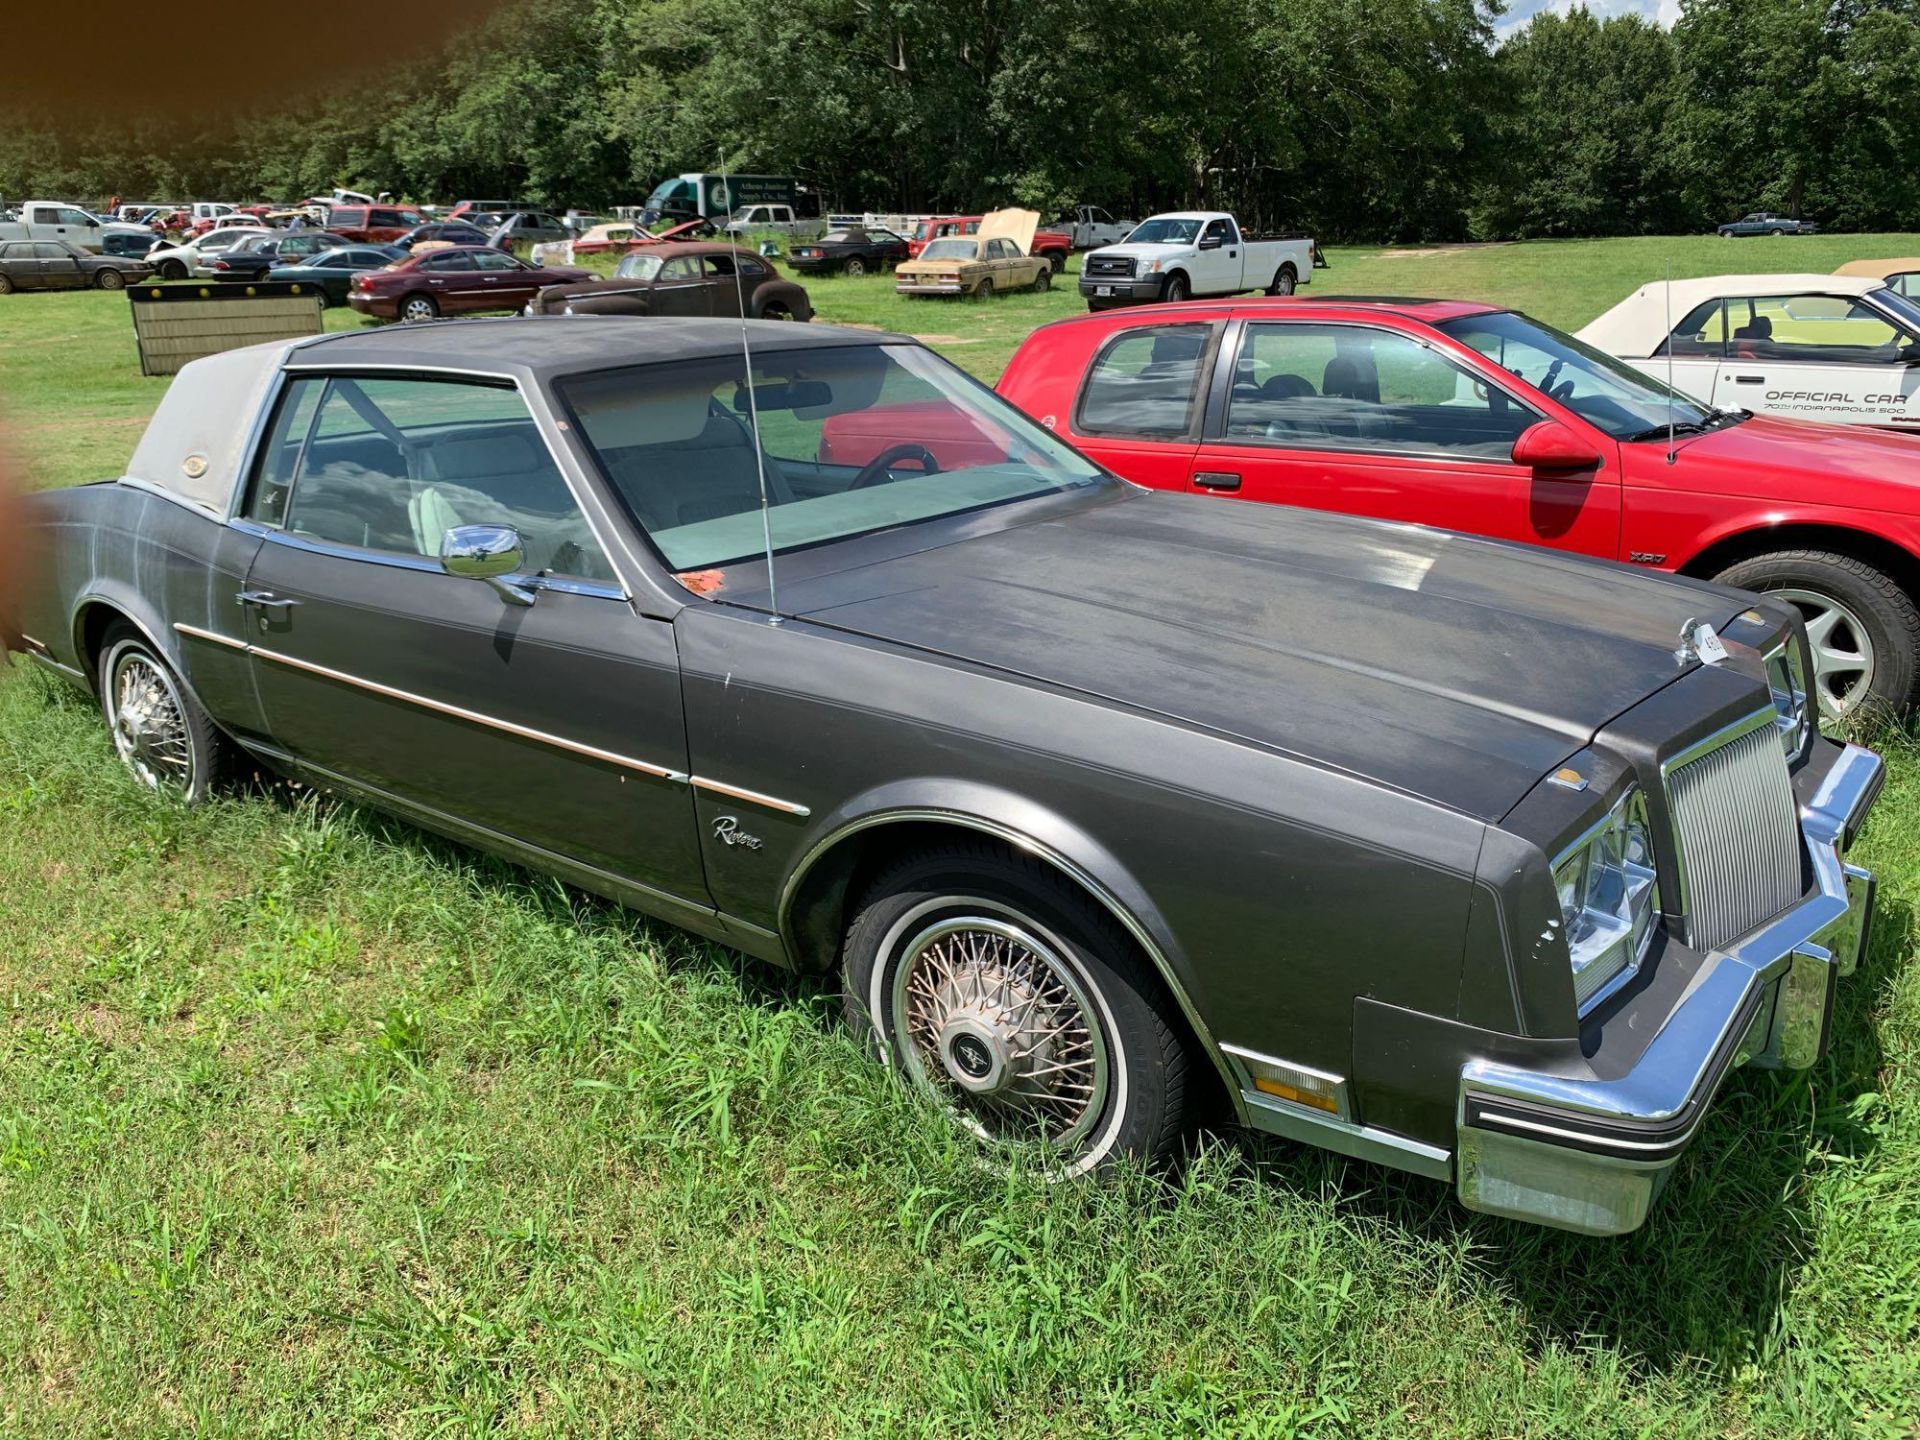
[124,339,303,513]
[1577,273,1887,358]
[1835,257,1920,280]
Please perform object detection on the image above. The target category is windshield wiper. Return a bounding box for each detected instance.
[1622,408,1746,444]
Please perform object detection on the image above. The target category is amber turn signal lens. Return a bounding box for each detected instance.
[1253,1078,1340,1113]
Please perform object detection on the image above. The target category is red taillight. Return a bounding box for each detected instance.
[354,274,373,289]
[213,260,230,270]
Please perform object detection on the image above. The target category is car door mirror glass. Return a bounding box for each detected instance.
[441,523,535,604]
[1511,421,1601,471]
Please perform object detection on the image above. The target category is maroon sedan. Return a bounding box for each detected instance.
[347,246,592,322]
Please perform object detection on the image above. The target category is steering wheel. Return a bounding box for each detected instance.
[850,443,941,490]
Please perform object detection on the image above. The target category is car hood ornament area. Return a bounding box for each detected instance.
[1675,618,1730,668]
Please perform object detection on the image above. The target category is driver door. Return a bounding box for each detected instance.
[1191,218,1239,295]
[1190,320,1622,558]
[1709,290,1920,426]
[234,372,709,903]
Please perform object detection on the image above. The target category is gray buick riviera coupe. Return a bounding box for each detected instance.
[4,318,1880,1234]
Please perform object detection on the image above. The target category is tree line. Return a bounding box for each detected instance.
[3,0,1917,242]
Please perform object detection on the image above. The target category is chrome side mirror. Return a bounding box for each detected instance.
[440,523,535,606]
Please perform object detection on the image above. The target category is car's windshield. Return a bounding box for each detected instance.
[822,230,862,244]
[1124,217,1201,245]
[557,343,1110,572]
[614,253,665,281]
[1436,310,1716,440]
[919,239,977,260]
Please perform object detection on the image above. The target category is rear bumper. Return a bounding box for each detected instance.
[895,282,966,295]
[348,294,401,318]
[1456,743,1881,1235]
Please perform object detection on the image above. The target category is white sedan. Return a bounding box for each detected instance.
[1579,272,1920,431]
[144,223,272,280]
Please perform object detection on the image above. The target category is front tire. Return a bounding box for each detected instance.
[1032,264,1051,292]
[96,623,230,803]
[1162,273,1189,304]
[1712,549,1920,719]
[158,258,188,280]
[95,268,127,291]
[842,844,1200,1176]
[400,292,439,322]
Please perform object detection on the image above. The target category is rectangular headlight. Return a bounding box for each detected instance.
[1766,640,1810,757]
[1553,787,1659,1012]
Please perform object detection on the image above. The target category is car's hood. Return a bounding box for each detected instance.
[774,491,1749,821]
[1638,413,1920,501]
[978,207,1039,255]
[1092,241,1194,258]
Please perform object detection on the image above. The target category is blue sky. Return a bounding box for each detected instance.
[1495,0,1683,37]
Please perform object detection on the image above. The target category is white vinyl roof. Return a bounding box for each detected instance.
[1578,273,1888,357]
[125,339,305,513]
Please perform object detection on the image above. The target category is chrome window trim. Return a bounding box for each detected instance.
[234,524,630,600]
[776,807,1247,1124]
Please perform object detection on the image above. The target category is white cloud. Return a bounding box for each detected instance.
[1494,0,1682,39]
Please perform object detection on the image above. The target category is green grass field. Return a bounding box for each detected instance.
[2,237,1918,1436]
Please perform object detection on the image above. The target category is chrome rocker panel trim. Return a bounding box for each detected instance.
[1456,743,1881,1236]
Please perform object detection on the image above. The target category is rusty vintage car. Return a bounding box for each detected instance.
[527,242,811,322]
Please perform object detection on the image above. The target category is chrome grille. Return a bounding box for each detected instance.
[1665,712,1803,951]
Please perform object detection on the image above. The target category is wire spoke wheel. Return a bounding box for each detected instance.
[106,648,195,792]
[1777,585,1875,719]
[888,914,1111,1155]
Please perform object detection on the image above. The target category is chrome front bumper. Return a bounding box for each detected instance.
[1456,743,1882,1235]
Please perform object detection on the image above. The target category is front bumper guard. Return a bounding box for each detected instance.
[1456,743,1881,1236]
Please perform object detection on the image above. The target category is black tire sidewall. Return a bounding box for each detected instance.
[1713,550,1920,713]
[97,269,126,290]
[1163,274,1188,303]
[841,847,1193,1174]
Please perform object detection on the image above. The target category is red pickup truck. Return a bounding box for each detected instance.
[992,297,1920,720]
[909,215,1072,270]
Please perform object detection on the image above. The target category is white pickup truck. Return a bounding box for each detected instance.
[1057,205,1132,250]
[1079,211,1319,309]
[0,200,152,254]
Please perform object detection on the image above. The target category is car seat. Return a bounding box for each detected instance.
[608,407,794,531]
[1322,354,1380,404]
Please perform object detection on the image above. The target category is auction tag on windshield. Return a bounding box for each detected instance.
[1690,623,1730,665]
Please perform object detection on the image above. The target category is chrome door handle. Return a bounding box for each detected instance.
[1193,471,1242,491]
[237,590,297,610]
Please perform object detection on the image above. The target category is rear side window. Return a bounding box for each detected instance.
[1075,324,1212,438]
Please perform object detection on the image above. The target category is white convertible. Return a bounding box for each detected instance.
[1579,273,1920,431]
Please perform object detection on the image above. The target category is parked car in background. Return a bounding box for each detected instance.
[787,227,911,277]
[1056,205,1131,250]
[208,229,349,280]
[1080,212,1317,308]
[487,211,573,251]
[102,230,163,258]
[447,198,530,220]
[393,222,493,253]
[568,222,652,255]
[327,205,427,244]
[895,214,1050,298]
[0,239,152,293]
[1578,274,1920,431]
[4,319,1881,1238]
[348,246,591,321]
[721,203,824,241]
[145,223,272,279]
[526,242,810,321]
[0,200,119,252]
[998,296,1920,717]
[185,202,240,234]
[1719,212,1819,237]
[265,244,407,306]
[907,214,1072,270]
[1835,257,1920,298]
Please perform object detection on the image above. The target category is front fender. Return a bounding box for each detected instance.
[777,775,1246,1120]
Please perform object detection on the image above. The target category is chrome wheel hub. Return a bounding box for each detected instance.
[109,653,192,790]
[1777,586,1875,719]
[891,915,1108,1150]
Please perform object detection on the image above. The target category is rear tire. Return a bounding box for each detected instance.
[971,277,993,300]
[96,622,231,803]
[841,843,1201,1176]
[400,292,439,322]
[1712,549,1920,720]
[0,274,13,295]
[845,257,868,278]
[1266,264,1296,296]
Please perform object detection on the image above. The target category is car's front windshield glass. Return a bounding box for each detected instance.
[919,239,976,260]
[1124,217,1201,244]
[1436,310,1716,440]
[558,343,1110,572]
[614,253,665,281]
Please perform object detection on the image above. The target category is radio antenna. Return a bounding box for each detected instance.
[1658,257,1674,464]
[724,164,781,624]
